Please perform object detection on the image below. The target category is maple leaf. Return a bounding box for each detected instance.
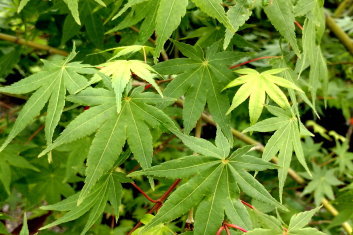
[0,143,38,194]
[26,164,75,205]
[246,207,325,235]
[99,59,163,113]
[243,106,312,200]
[110,0,235,59]
[40,171,131,235]
[224,68,303,125]
[154,41,248,142]
[38,85,178,204]
[0,46,96,151]
[130,129,285,233]
[302,165,343,206]
[332,142,353,177]
[264,0,300,57]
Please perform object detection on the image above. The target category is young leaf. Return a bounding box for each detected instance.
[0,47,96,151]
[99,60,163,113]
[224,68,303,124]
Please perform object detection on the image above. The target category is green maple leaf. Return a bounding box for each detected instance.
[40,171,130,235]
[224,68,303,125]
[332,142,353,177]
[223,0,253,49]
[243,106,312,200]
[99,59,163,113]
[154,41,248,142]
[302,165,343,206]
[263,0,300,57]
[0,143,38,194]
[0,47,96,151]
[27,165,75,205]
[38,85,178,204]
[130,129,286,233]
[111,0,235,59]
[247,207,325,235]
[18,0,106,22]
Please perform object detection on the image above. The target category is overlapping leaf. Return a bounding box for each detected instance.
[0,143,38,194]
[264,0,300,56]
[38,86,178,204]
[223,0,253,49]
[333,142,353,177]
[243,106,312,199]
[0,47,96,151]
[246,207,325,235]
[111,0,235,59]
[154,41,248,142]
[295,0,327,105]
[224,68,303,125]
[191,0,234,32]
[130,130,285,233]
[99,60,163,113]
[40,171,130,235]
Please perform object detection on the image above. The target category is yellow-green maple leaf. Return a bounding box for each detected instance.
[100,60,163,113]
[224,68,303,124]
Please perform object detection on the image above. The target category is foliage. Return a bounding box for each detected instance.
[0,0,352,234]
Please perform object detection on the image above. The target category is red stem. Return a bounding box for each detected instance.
[229,56,282,69]
[294,20,304,30]
[216,226,225,235]
[26,125,44,143]
[130,182,159,203]
[225,225,231,235]
[128,179,181,234]
[224,223,248,233]
[241,200,254,209]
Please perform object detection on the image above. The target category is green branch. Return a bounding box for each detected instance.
[325,14,353,56]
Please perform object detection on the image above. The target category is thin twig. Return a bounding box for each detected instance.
[229,56,282,69]
[216,226,225,235]
[224,223,248,233]
[325,14,353,56]
[128,179,181,234]
[225,225,231,235]
[322,198,352,234]
[334,0,353,17]
[130,182,159,203]
[241,200,254,209]
[294,21,304,30]
[0,101,13,109]
[25,125,44,143]
[0,33,68,56]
